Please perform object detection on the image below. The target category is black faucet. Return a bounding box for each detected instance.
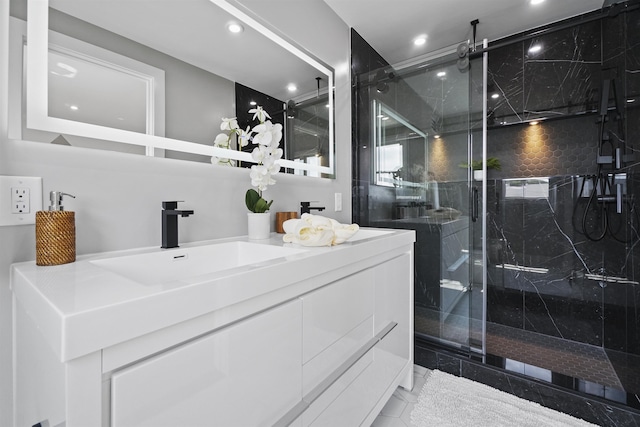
[161,201,194,249]
[300,201,326,215]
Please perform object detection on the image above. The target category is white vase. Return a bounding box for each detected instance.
[247,212,271,240]
[473,170,484,181]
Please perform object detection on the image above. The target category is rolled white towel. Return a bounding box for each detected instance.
[282,214,360,247]
[331,222,360,245]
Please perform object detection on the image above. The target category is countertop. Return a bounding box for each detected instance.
[11,227,415,362]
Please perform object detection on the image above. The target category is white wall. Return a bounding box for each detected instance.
[0,1,351,425]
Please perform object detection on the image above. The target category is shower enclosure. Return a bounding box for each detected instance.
[352,5,640,422]
[352,30,488,355]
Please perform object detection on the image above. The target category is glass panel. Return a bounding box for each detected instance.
[353,46,484,353]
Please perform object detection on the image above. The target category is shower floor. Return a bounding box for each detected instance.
[415,305,640,406]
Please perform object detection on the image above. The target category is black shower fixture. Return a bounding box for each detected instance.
[286,99,297,119]
[457,42,470,72]
[603,0,627,7]
[603,0,640,16]
[375,69,396,94]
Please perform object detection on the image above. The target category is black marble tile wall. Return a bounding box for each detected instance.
[484,7,640,367]
[488,13,602,126]
[486,173,640,350]
[351,29,390,226]
[352,6,640,418]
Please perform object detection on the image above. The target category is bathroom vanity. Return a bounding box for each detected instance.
[12,228,415,427]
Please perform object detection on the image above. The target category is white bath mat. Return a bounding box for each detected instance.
[410,370,597,427]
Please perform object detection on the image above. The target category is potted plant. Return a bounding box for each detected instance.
[459,157,501,180]
[212,106,283,239]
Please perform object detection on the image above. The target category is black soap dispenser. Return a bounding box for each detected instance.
[35,191,76,266]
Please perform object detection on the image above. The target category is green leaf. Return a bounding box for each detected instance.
[254,198,269,213]
[245,189,260,212]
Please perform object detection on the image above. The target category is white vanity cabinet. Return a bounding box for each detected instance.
[12,229,415,427]
[110,299,302,427]
[300,253,412,426]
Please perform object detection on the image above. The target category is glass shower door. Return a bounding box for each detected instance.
[357,48,486,354]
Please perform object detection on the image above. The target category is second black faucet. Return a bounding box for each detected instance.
[300,201,325,215]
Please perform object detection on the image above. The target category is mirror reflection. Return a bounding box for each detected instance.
[12,0,334,176]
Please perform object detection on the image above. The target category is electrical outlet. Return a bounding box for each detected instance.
[0,176,43,226]
[335,192,342,212]
[11,187,31,214]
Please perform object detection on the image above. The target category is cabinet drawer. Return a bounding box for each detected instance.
[111,300,302,427]
[301,269,374,364]
[303,316,373,395]
[308,346,408,427]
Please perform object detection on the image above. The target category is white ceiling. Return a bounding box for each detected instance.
[322,0,604,65]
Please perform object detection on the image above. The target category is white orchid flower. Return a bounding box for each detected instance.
[210,156,235,167]
[214,132,230,148]
[220,117,239,131]
[253,121,283,147]
[250,167,272,191]
[271,123,283,145]
[213,107,281,195]
[252,130,273,146]
[237,126,251,147]
[272,147,283,160]
[249,106,271,123]
[251,145,268,163]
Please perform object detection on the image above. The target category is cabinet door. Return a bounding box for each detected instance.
[374,253,412,360]
[111,300,302,427]
[301,269,374,394]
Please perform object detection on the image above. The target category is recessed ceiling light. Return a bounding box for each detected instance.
[227,23,244,33]
[249,101,257,106]
[51,62,77,78]
[414,35,427,46]
[530,0,545,4]
[287,83,297,92]
[491,93,500,99]
[437,71,446,78]
[69,105,79,111]
[528,44,542,54]
[529,121,539,126]
[627,98,636,103]
[434,135,441,139]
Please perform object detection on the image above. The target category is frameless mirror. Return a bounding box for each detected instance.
[19,0,334,176]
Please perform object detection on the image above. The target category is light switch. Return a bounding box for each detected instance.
[335,193,342,212]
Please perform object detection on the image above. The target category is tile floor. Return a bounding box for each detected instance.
[371,365,430,427]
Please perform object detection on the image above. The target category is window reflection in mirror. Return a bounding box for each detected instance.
[13,0,335,176]
[373,100,428,196]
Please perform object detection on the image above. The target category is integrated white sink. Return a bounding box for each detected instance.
[90,241,307,286]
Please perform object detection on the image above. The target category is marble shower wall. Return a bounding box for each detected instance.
[485,9,640,356]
